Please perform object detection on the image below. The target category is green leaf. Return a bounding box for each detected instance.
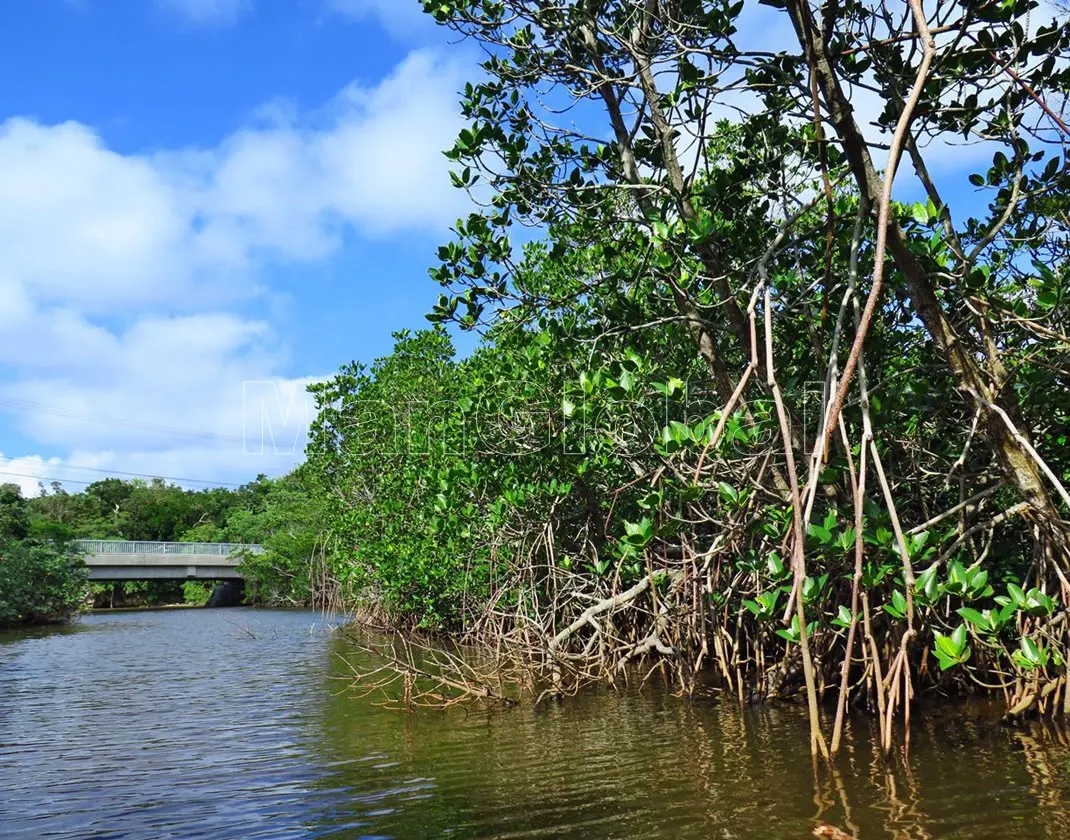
[807,523,832,544]
[836,527,857,552]
[933,633,956,658]
[884,589,907,620]
[951,623,967,651]
[1012,636,1048,670]
[915,565,940,603]
[668,421,692,445]
[956,607,990,632]
[932,625,971,670]
[717,482,739,505]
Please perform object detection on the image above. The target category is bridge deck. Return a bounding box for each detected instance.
[72,540,264,581]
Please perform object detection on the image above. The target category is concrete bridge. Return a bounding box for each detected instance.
[72,540,264,581]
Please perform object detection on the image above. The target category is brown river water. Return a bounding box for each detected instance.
[2,607,1069,839]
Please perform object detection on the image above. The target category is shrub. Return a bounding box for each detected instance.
[0,538,87,626]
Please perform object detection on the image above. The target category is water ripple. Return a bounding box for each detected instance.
[3,609,1070,839]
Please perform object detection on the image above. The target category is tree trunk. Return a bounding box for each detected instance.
[785,0,1067,550]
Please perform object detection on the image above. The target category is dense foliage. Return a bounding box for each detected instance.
[305,0,1070,754]
[0,484,86,626]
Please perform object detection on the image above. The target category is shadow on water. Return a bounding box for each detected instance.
[2,609,1069,839]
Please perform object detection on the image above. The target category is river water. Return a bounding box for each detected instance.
[2,608,1069,839]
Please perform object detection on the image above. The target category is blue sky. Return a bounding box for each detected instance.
[0,0,480,493]
[0,0,1010,496]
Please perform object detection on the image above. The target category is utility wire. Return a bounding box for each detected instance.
[0,397,284,488]
[0,468,244,489]
[0,396,249,443]
[2,462,248,486]
[0,470,98,487]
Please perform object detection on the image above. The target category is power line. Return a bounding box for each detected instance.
[0,468,244,489]
[0,396,248,444]
[0,397,281,489]
[3,462,247,487]
[0,470,98,487]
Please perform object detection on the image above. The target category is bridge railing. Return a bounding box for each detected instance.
[70,539,265,557]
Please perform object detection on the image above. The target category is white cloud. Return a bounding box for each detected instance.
[0,310,326,493]
[0,50,467,317]
[165,51,468,257]
[0,49,469,492]
[0,306,303,484]
[0,453,68,497]
[326,0,436,40]
[0,119,220,314]
[157,0,250,25]
[159,0,440,36]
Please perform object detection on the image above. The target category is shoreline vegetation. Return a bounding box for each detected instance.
[304,0,1070,759]
[3,0,1069,763]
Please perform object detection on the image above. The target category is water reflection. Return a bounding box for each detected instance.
[1,609,1069,839]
